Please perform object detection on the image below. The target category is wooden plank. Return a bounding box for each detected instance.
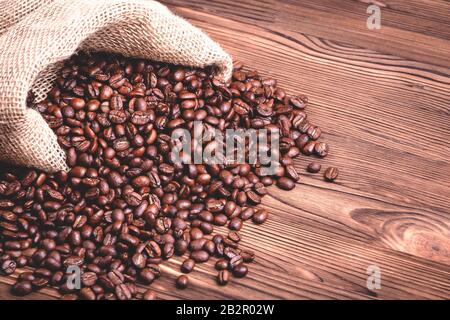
[1,0,449,300]
[162,0,450,67]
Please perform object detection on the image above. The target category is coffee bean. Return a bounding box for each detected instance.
[181,258,195,273]
[228,217,243,231]
[228,231,241,243]
[139,268,155,285]
[215,259,229,271]
[1,259,16,275]
[252,209,268,224]
[307,162,321,173]
[314,142,329,157]
[81,272,98,287]
[307,126,321,140]
[176,275,189,289]
[11,281,32,296]
[143,289,157,300]
[285,165,299,181]
[232,264,248,278]
[115,283,132,300]
[217,270,230,286]
[302,141,316,155]
[289,95,307,109]
[80,287,96,300]
[324,167,339,182]
[277,177,295,190]
[240,207,255,221]
[229,255,243,268]
[190,250,209,263]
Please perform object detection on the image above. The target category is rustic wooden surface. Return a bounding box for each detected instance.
[1,0,449,300]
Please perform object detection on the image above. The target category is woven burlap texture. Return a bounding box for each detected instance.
[0,0,232,172]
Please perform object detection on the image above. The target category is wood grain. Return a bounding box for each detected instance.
[1,0,449,299]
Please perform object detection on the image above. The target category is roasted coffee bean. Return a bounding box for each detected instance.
[1,259,16,275]
[142,289,157,300]
[115,283,132,300]
[302,141,316,155]
[174,239,188,256]
[190,250,209,263]
[217,270,230,286]
[285,165,299,181]
[289,95,308,109]
[139,268,155,285]
[11,281,32,296]
[277,177,295,190]
[80,287,96,300]
[232,264,248,278]
[215,259,229,271]
[307,162,321,173]
[228,217,243,231]
[176,275,189,289]
[240,207,255,221]
[314,142,329,157]
[132,253,146,269]
[324,167,339,182]
[228,231,241,243]
[181,258,195,274]
[307,126,321,140]
[81,272,98,287]
[252,209,268,225]
[229,255,243,268]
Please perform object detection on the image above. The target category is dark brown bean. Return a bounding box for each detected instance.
[217,270,230,286]
[307,162,321,173]
[277,177,295,190]
[324,167,339,182]
[176,275,189,289]
[181,258,195,274]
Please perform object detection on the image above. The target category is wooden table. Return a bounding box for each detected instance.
[1,0,449,300]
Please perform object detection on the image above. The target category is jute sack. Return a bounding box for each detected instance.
[0,0,232,172]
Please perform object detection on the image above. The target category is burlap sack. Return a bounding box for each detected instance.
[0,0,232,172]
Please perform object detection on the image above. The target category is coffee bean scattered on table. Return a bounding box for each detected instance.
[0,52,338,300]
[324,167,340,182]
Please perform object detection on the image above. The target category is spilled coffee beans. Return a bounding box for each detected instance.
[0,52,339,300]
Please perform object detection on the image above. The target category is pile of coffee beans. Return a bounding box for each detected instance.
[0,52,338,300]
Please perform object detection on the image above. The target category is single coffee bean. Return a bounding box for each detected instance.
[181,258,195,274]
[80,287,96,300]
[307,162,321,173]
[217,270,230,286]
[324,167,339,182]
[215,259,229,271]
[277,177,295,190]
[142,289,157,300]
[285,165,299,181]
[11,281,32,296]
[228,231,241,243]
[1,259,16,275]
[252,209,268,224]
[228,217,243,231]
[302,141,316,155]
[139,268,156,285]
[314,142,329,157]
[176,275,189,289]
[190,250,209,263]
[115,283,132,300]
[232,264,249,278]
